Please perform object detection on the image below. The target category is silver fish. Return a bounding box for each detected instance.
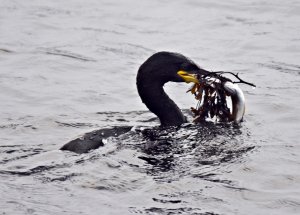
[223,82,245,123]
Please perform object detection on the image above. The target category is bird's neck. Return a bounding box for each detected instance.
[137,81,186,126]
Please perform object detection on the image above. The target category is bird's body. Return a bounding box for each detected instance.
[61,52,214,153]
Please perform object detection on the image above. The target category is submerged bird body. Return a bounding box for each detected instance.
[61,52,224,153]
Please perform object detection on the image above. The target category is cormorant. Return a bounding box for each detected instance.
[61,51,209,153]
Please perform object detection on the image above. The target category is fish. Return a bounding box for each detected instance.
[223,82,245,123]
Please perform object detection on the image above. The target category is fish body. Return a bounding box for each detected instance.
[223,82,245,123]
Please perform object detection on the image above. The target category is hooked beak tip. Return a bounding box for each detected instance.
[177,70,199,84]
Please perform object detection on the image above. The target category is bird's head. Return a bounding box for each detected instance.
[137,52,209,87]
[160,55,210,85]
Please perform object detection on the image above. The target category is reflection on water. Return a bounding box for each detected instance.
[0,0,300,214]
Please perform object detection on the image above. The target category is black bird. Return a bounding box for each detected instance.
[61,51,209,153]
[137,51,209,126]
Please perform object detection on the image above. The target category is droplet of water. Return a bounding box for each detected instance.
[102,139,108,144]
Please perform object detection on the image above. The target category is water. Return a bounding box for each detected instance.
[0,0,300,214]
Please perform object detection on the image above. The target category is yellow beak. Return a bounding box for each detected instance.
[177,71,199,84]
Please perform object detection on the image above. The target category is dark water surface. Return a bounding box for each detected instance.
[1,0,300,214]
